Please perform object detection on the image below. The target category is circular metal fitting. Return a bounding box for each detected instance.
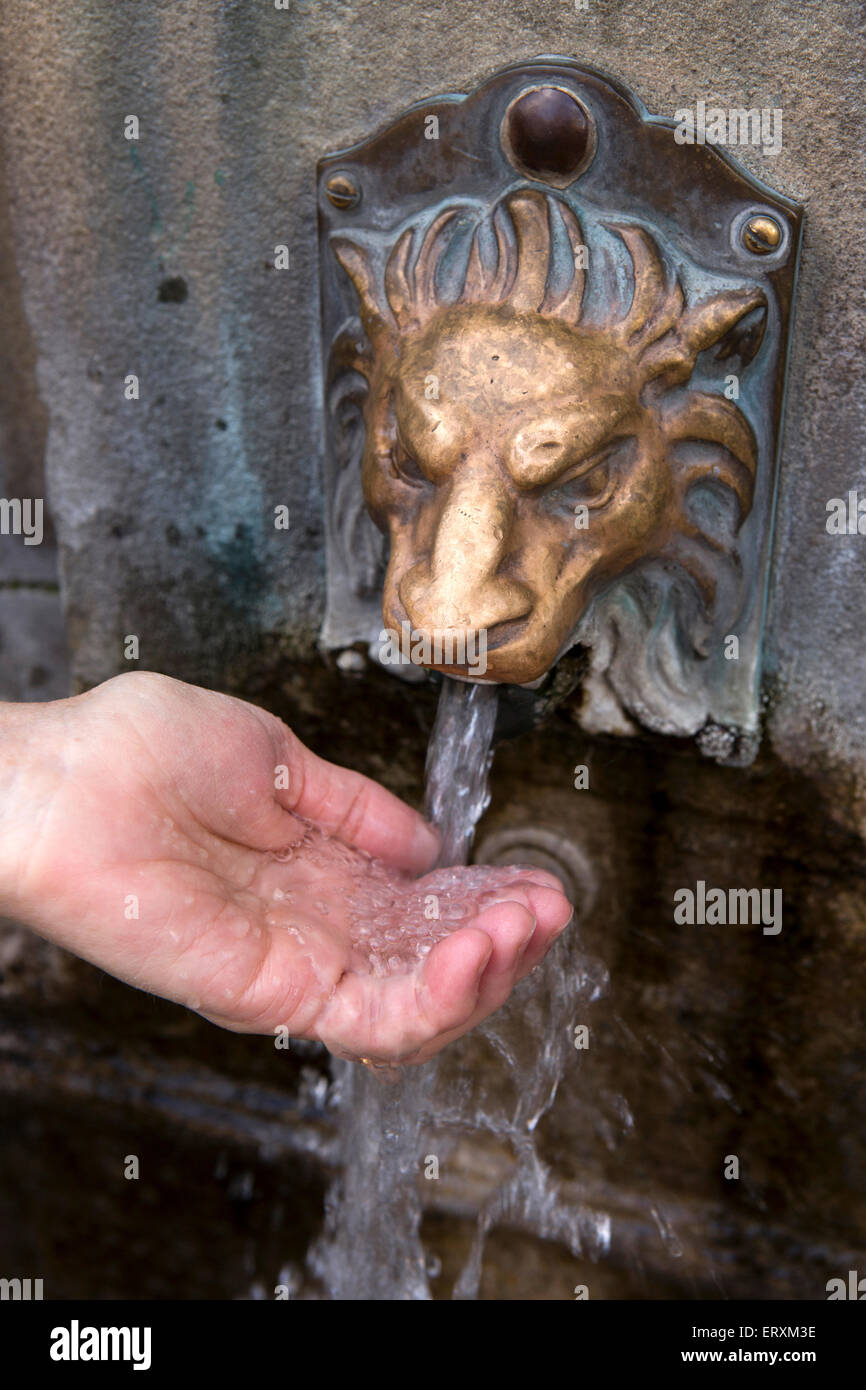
[472,824,597,912]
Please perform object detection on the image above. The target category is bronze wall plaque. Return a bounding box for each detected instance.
[317,58,803,763]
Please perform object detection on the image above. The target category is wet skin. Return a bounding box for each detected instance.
[0,672,572,1064]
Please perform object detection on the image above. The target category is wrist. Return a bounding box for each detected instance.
[0,697,71,923]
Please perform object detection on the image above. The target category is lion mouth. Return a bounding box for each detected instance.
[483,617,531,652]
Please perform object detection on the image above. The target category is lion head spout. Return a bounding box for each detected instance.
[330,187,766,688]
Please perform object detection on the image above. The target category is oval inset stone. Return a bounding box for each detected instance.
[504,86,592,182]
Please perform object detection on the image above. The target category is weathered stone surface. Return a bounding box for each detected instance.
[0,591,69,702]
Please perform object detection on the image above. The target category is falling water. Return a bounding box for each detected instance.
[308,676,610,1300]
[423,679,499,866]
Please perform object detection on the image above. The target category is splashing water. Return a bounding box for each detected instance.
[308,676,609,1300]
[267,813,525,978]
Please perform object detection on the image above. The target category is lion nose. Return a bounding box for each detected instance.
[398,472,532,636]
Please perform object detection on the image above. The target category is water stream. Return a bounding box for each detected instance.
[308,676,609,1300]
[423,679,499,866]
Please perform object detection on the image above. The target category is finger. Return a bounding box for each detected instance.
[508,882,573,975]
[314,927,493,1061]
[273,726,441,874]
[486,866,567,896]
[416,926,497,1036]
[463,899,538,1015]
[407,890,571,1062]
[469,871,572,975]
[396,903,537,1065]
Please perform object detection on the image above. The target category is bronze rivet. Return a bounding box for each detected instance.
[326,172,360,210]
[743,214,782,254]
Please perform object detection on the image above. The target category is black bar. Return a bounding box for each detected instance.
[1,1299,859,1375]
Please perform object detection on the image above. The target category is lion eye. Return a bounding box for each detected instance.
[390,444,427,487]
[563,459,611,501]
[546,452,613,507]
[546,437,634,509]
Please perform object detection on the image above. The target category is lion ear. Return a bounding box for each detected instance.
[642,287,767,385]
[710,301,767,367]
[332,235,392,350]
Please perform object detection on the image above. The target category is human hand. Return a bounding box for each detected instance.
[0,672,572,1064]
